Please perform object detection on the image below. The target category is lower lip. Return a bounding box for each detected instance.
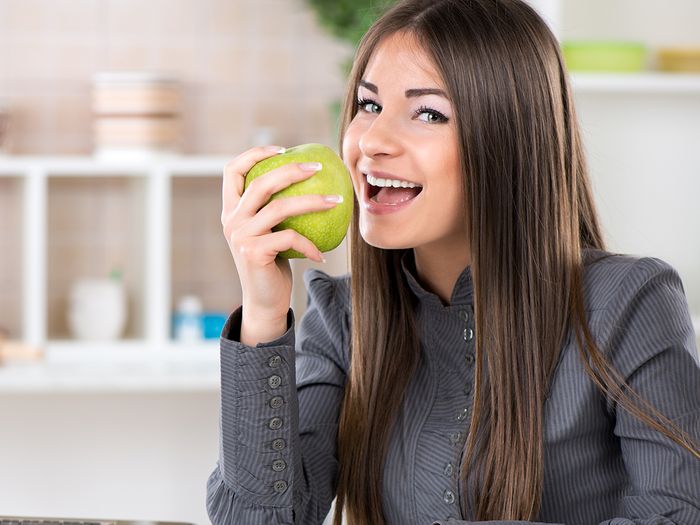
[361,178,422,215]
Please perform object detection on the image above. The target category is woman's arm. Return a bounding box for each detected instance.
[207,269,348,525]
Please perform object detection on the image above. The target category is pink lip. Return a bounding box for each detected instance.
[360,174,423,215]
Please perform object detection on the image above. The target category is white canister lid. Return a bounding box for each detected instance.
[93,71,181,87]
[178,295,203,315]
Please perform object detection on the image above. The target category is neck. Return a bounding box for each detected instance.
[413,240,471,306]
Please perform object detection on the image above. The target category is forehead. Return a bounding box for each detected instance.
[362,31,445,89]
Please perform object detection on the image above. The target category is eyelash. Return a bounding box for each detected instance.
[356,97,449,124]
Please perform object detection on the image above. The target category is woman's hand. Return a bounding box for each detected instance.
[221,145,340,331]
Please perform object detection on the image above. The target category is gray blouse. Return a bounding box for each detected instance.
[206,248,700,524]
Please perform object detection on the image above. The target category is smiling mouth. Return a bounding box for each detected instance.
[365,174,423,204]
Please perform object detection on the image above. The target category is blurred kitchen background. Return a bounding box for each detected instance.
[0,1,699,524]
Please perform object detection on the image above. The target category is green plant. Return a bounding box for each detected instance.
[305,0,395,47]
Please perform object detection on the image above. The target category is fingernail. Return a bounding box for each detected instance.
[318,254,327,263]
[299,162,322,172]
[323,194,343,203]
[265,145,286,154]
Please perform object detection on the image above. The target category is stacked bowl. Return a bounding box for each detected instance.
[92,71,181,160]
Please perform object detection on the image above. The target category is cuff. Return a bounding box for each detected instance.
[218,305,299,507]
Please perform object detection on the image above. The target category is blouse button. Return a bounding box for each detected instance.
[272,438,286,451]
[269,396,284,409]
[456,407,468,421]
[268,355,282,368]
[273,480,288,493]
[443,462,454,476]
[466,353,474,364]
[272,459,287,472]
[448,432,462,446]
[268,375,282,389]
[466,327,474,341]
[269,417,283,430]
[443,489,456,504]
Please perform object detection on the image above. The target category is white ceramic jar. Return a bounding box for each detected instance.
[68,278,127,340]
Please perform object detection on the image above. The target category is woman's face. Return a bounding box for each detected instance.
[343,31,466,252]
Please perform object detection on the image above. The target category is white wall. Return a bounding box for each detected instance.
[562,0,700,48]
[575,92,700,316]
[0,392,219,525]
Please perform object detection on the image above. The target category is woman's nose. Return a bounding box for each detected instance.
[358,112,401,158]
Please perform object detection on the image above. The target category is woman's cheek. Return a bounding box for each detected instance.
[342,120,363,173]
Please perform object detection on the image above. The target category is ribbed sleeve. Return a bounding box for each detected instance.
[206,269,348,525]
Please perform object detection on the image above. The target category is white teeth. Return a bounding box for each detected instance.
[366,173,422,188]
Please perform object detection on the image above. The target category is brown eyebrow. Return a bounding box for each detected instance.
[359,80,448,99]
[359,80,379,93]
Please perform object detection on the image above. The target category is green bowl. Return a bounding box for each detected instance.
[561,41,647,72]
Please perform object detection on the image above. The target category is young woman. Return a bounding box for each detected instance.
[209,0,700,523]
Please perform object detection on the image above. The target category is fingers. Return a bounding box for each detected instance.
[236,161,323,218]
[221,145,339,264]
[232,229,325,264]
[222,145,286,213]
[243,193,342,238]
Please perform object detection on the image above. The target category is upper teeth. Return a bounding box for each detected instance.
[366,173,422,188]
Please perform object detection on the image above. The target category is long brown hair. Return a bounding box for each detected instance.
[334,0,700,523]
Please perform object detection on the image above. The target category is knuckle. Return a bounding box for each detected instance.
[223,159,239,177]
[236,238,250,256]
[282,228,296,243]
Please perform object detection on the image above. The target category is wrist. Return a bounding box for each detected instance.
[240,307,290,347]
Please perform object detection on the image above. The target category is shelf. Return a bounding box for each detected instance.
[0,359,220,393]
[0,340,221,393]
[0,155,241,352]
[0,154,230,176]
[571,72,700,94]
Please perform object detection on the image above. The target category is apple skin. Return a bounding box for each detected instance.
[243,143,354,259]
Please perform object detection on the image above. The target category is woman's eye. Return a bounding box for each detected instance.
[357,98,381,114]
[416,107,449,123]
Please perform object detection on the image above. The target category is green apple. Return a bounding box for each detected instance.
[243,143,354,259]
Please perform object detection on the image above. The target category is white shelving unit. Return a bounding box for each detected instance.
[0,156,236,391]
[571,72,700,94]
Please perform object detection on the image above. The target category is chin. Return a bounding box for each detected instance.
[360,227,415,251]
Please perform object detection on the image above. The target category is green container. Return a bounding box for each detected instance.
[561,41,647,72]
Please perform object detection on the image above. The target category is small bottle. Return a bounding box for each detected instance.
[174,295,204,342]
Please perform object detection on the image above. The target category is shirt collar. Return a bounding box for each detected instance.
[400,250,474,308]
